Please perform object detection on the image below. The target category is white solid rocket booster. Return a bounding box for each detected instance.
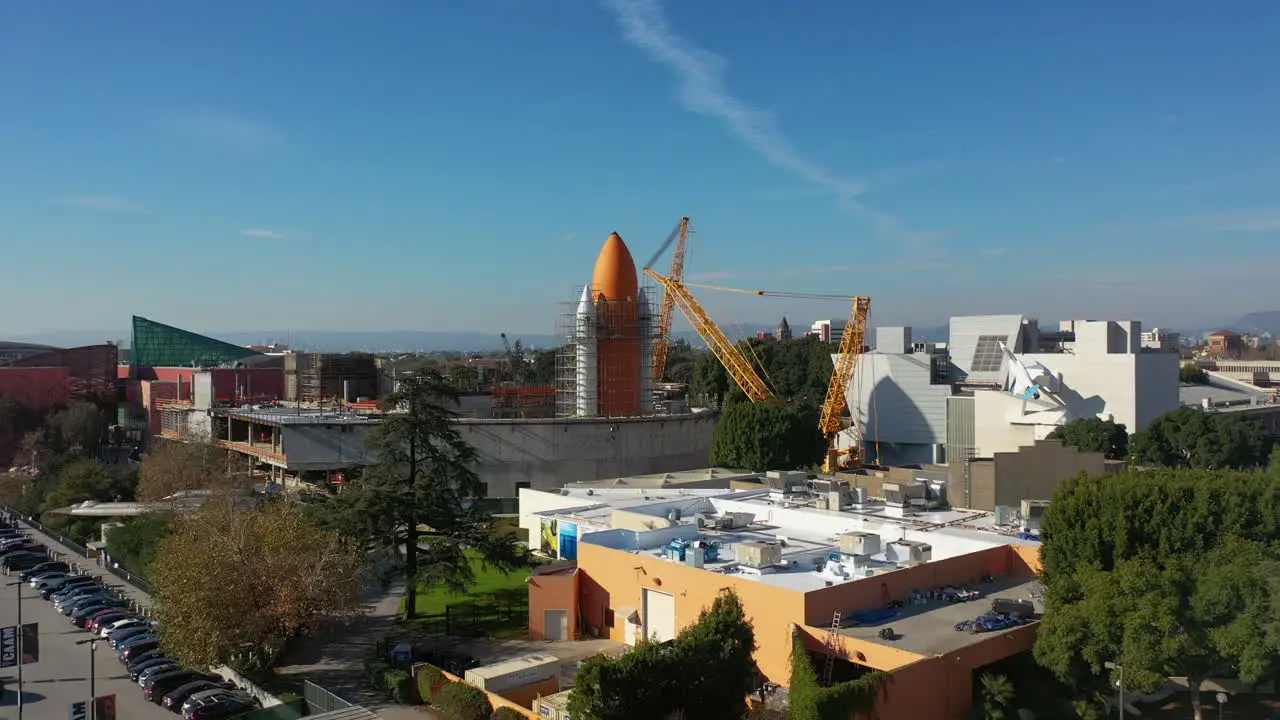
[574,284,598,417]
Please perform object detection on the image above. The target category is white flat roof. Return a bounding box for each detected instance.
[525,486,1039,593]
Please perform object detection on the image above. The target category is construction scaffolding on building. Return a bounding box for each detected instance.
[554,282,660,419]
[284,353,381,406]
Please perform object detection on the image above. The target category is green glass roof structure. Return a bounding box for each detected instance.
[131,316,262,369]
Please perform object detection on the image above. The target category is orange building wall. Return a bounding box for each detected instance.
[528,566,580,640]
[576,542,806,682]
[498,676,560,709]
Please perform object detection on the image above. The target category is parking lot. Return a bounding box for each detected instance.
[0,568,173,719]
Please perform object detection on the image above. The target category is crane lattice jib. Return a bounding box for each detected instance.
[819,297,872,436]
[652,217,689,381]
[643,268,774,403]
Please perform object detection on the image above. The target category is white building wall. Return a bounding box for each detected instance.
[847,352,951,465]
[973,350,1179,456]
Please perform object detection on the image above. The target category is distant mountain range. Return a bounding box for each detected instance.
[7,313,1274,353]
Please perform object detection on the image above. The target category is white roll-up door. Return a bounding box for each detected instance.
[643,588,676,643]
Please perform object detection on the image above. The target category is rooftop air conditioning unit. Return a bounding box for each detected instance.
[887,540,932,564]
[838,531,881,557]
[736,541,783,569]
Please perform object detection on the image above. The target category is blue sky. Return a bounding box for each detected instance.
[3,0,1279,337]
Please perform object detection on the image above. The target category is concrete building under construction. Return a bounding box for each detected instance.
[283,352,382,404]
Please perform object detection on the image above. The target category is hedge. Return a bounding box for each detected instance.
[492,708,526,720]
[417,663,447,705]
[434,681,493,720]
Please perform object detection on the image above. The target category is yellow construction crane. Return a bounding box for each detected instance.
[676,280,872,472]
[642,217,691,382]
[819,297,872,473]
[642,268,774,402]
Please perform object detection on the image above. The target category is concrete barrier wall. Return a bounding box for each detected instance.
[213,665,284,708]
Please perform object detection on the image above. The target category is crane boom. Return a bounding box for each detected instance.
[643,268,773,403]
[651,217,689,381]
[819,297,871,471]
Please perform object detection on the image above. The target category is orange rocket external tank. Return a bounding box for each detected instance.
[591,232,642,417]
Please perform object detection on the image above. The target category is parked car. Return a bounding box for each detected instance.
[137,661,183,685]
[88,610,134,632]
[0,544,44,559]
[40,575,96,598]
[163,680,234,712]
[109,625,156,647]
[52,583,106,608]
[62,593,115,616]
[147,671,220,704]
[115,633,158,654]
[119,640,161,664]
[3,552,49,571]
[72,599,128,627]
[19,560,68,582]
[182,689,254,716]
[126,649,169,674]
[103,618,154,638]
[185,695,259,719]
[131,657,178,682]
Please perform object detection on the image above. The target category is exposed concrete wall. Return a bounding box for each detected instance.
[956,438,1118,511]
[457,413,717,497]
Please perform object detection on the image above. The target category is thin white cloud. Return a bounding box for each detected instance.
[982,247,1005,257]
[61,195,151,215]
[603,0,939,253]
[240,229,287,239]
[181,110,281,150]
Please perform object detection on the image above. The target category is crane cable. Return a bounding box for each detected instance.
[683,240,780,398]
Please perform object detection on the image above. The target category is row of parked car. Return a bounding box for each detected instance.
[3,519,264,720]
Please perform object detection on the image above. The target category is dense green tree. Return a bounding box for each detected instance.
[319,371,526,618]
[567,590,758,720]
[974,673,1015,720]
[691,351,729,405]
[710,400,825,471]
[1129,407,1274,469]
[46,401,106,455]
[105,513,175,578]
[1046,418,1129,460]
[662,338,697,387]
[1035,470,1280,720]
[530,347,557,385]
[39,458,138,541]
[1180,363,1210,384]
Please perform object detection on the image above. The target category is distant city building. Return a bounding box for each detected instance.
[1207,329,1244,359]
[808,318,845,344]
[1140,327,1180,353]
[776,316,792,341]
[1242,332,1272,350]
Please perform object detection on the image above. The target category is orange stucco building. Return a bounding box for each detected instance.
[524,485,1045,720]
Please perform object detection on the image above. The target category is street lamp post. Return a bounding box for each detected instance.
[1104,661,1124,720]
[75,637,101,720]
[5,580,24,720]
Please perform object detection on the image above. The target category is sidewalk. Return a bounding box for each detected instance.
[11,515,428,718]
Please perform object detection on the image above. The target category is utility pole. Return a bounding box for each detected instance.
[75,637,101,720]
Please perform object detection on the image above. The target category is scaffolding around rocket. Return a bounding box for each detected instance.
[557,232,657,419]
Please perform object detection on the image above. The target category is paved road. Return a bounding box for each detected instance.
[0,572,172,720]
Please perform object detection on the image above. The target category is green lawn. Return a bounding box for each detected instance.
[401,550,536,640]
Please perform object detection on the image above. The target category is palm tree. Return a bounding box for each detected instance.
[978,672,1015,720]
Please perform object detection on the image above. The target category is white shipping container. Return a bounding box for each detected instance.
[464,653,560,695]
